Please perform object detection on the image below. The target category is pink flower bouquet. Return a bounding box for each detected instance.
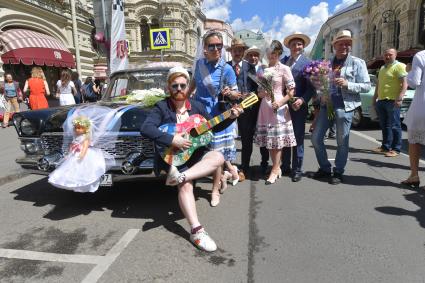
[303,60,334,119]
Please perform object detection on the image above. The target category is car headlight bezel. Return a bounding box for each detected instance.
[20,118,36,135]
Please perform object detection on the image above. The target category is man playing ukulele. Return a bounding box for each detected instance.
[141,66,243,252]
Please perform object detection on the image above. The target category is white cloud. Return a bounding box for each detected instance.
[231,15,265,31]
[264,2,329,52]
[334,0,357,12]
[202,0,232,22]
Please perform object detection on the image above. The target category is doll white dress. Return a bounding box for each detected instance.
[48,134,106,193]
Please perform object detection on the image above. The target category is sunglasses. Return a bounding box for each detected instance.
[207,44,223,52]
[171,83,187,91]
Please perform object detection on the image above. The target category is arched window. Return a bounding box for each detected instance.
[418,0,425,45]
[371,25,376,57]
[140,18,150,51]
[393,12,400,49]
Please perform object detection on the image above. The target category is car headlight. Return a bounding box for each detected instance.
[20,119,35,135]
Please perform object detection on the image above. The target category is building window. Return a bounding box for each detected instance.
[140,18,160,51]
[418,0,425,45]
[393,13,400,49]
[371,25,376,57]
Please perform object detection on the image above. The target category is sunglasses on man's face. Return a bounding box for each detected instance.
[171,83,187,91]
[207,44,223,52]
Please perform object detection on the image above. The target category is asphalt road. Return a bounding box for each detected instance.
[1,124,425,282]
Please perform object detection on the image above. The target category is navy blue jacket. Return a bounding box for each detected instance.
[281,54,316,115]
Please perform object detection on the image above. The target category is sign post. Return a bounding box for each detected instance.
[150,28,171,61]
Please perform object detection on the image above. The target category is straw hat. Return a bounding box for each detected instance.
[245,45,262,57]
[226,38,249,51]
[332,30,353,45]
[283,32,311,48]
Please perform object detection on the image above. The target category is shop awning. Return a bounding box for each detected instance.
[0,29,75,68]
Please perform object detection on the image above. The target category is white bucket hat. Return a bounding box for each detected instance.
[167,66,190,82]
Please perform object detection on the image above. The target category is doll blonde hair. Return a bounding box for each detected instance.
[72,116,91,134]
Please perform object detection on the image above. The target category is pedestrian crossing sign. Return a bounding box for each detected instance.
[150,28,171,50]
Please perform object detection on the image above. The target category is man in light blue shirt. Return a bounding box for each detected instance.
[311,30,371,185]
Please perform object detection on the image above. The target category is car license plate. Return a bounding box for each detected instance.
[100,174,113,187]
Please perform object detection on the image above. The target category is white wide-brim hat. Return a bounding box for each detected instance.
[332,30,353,45]
[283,32,311,48]
[245,45,262,57]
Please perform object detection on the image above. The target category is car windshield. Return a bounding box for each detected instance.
[103,69,169,101]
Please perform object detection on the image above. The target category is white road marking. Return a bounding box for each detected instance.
[0,229,140,283]
[0,249,102,264]
[81,229,140,283]
[351,130,425,165]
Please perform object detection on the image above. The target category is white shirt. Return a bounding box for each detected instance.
[56,80,75,94]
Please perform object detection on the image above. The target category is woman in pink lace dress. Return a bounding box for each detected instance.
[256,40,297,185]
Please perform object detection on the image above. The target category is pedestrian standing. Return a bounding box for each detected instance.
[401,51,425,188]
[372,48,407,157]
[188,31,240,207]
[56,69,77,106]
[72,72,83,104]
[311,30,371,185]
[281,32,316,182]
[0,73,22,128]
[23,67,50,110]
[256,40,297,185]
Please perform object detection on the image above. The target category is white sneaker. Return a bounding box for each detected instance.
[190,229,217,252]
[165,165,180,186]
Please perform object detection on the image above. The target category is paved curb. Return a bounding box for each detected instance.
[0,171,29,186]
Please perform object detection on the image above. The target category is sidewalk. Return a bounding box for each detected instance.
[0,126,28,185]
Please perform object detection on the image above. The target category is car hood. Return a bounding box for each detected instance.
[14,102,151,137]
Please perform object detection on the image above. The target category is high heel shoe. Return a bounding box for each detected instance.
[210,192,220,207]
[219,171,232,194]
[265,169,282,185]
[401,176,420,188]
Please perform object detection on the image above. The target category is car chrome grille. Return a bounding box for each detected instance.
[40,133,155,159]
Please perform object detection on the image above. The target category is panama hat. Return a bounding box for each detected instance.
[332,30,353,45]
[226,38,249,51]
[283,32,311,48]
[245,45,262,57]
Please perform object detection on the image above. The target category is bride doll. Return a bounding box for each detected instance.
[48,115,108,193]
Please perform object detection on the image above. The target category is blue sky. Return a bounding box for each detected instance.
[202,0,357,50]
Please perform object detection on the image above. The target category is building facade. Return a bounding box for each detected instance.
[362,0,424,64]
[311,1,363,60]
[125,0,205,67]
[0,0,96,91]
[234,29,266,49]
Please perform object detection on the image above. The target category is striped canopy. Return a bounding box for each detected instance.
[0,29,75,68]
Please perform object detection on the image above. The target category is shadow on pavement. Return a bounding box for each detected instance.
[10,177,212,242]
[350,157,425,172]
[375,188,425,229]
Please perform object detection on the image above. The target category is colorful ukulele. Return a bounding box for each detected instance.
[158,93,259,166]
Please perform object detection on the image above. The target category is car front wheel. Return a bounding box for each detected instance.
[352,107,363,128]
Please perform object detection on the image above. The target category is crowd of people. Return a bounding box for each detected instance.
[141,29,425,252]
[2,29,425,253]
[0,67,105,128]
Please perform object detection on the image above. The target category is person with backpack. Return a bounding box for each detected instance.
[72,72,83,104]
[82,77,97,103]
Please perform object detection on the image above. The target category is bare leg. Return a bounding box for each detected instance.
[225,161,238,180]
[270,149,282,173]
[409,143,421,178]
[177,181,200,227]
[183,151,224,181]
